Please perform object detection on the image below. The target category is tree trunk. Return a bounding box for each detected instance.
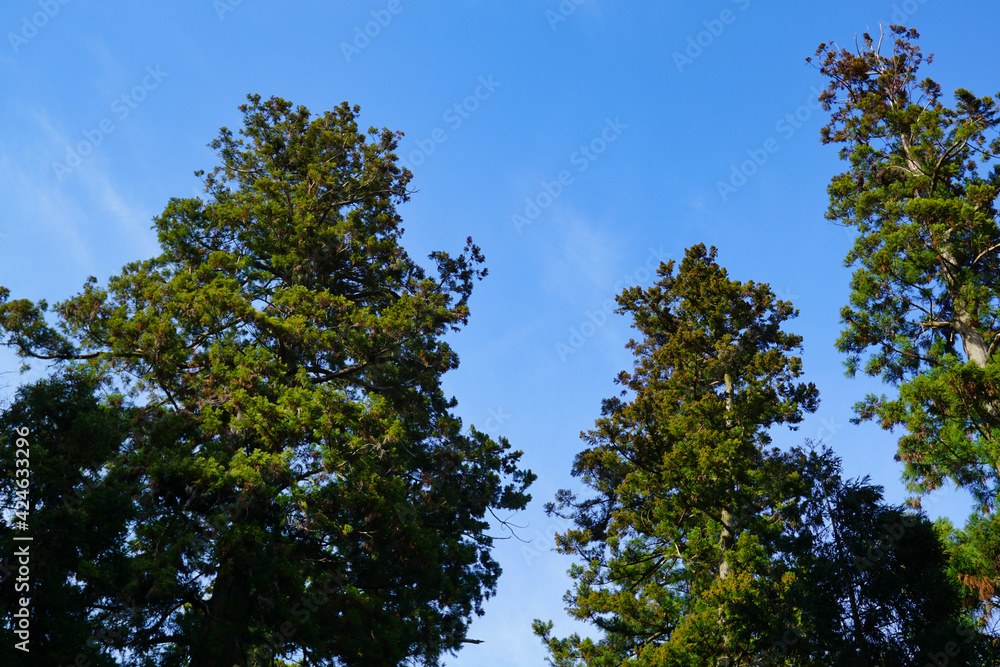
[718,509,734,582]
[825,494,870,667]
[717,374,734,666]
[897,136,993,370]
[939,248,991,368]
[952,305,991,368]
[189,533,255,667]
[720,373,734,582]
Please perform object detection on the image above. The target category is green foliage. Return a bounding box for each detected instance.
[813,25,1000,616]
[534,245,820,664]
[0,370,130,666]
[0,95,533,666]
[534,245,987,665]
[786,452,988,666]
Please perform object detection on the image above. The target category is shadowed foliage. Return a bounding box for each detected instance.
[533,245,987,665]
[812,25,1000,625]
[0,95,533,666]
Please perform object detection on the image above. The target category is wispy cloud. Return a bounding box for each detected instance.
[0,151,94,272]
[1,105,160,278]
[543,211,622,302]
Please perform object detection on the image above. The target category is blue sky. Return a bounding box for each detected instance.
[1,1,997,664]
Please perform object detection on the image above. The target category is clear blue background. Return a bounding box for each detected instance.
[0,1,994,664]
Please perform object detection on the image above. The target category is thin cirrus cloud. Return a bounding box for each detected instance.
[1,119,159,291]
[545,212,624,301]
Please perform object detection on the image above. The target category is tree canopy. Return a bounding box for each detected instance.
[0,94,533,666]
[0,370,131,666]
[534,244,819,664]
[534,244,985,665]
[4,24,1000,667]
[813,25,1000,621]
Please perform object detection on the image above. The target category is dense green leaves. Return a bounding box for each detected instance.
[535,245,986,665]
[535,245,821,664]
[814,26,1000,617]
[0,95,532,666]
[2,29,996,663]
[0,371,132,666]
[786,452,987,666]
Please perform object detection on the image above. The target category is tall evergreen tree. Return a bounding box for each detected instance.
[785,449,986,666]
[812,25,1000,619]
[0,370,131,666]
[0,94,533,666]
[533,244,820,665]
[533,244,984,664]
